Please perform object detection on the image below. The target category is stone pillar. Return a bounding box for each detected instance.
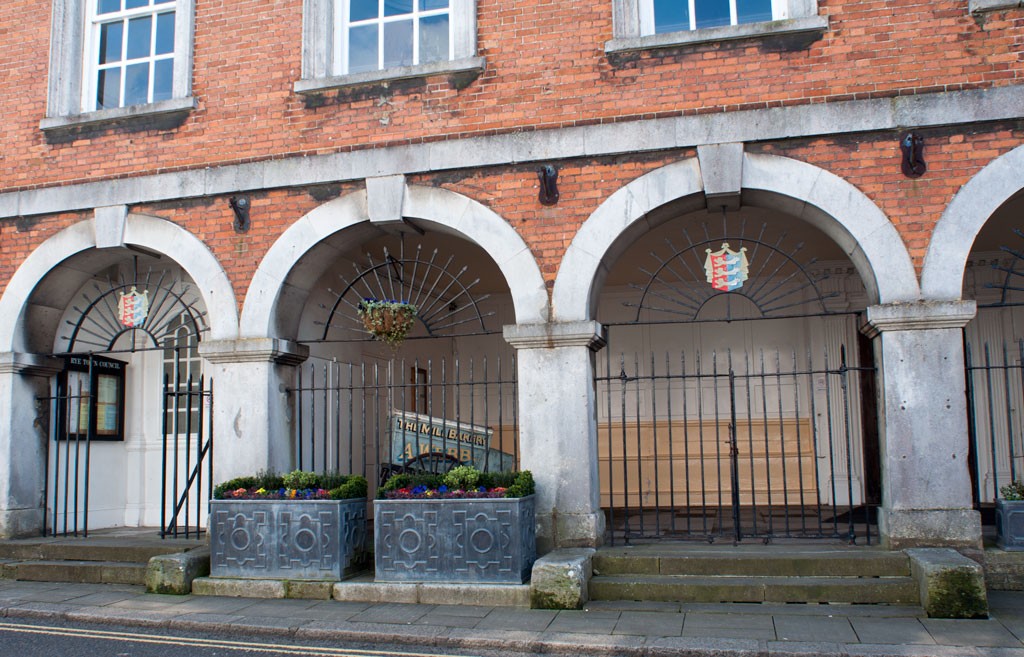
[0,353,61,538]
[861,301,982,552]
[199,339,309,482]
[504,321,607,553]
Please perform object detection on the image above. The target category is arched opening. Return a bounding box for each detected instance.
[245,185,543,497]
[961,188,1024,514]
[594,205,878,544]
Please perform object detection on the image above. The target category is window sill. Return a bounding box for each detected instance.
[39,97,197,134]
[294,56,486,94]
[605,15,829,54]
[969,0,1022,11]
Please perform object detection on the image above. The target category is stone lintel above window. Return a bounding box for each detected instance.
[294,56,485,95]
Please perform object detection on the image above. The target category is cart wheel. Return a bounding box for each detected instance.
[404,452,463,474]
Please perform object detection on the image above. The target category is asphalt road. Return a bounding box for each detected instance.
[0,618,505,657]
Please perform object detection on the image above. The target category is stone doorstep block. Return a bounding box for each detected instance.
[906,548,988,619]
[530,548,595,610]
[984,547,1024,591]
[146,546,210,595]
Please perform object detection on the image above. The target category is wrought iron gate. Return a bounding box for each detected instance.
[160,368,213,538]
[595,345,876,544]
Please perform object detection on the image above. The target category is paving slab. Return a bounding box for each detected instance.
[647,636,765,656]
[682,612,777,640]
[413,612,485,629]
[612,610,685,636]
[545,609,621,634]
[346,602,432,624]
[226,614,310,633]
[850,617,937,645]
[474,608,557,631]
[774,615,858,643]
[922,618,1024,647]
[63,607,172,627]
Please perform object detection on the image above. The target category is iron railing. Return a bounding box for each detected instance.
[290,355,519,489]
[160,372,213,539]
[595,346,876,544]
[965,339,1024,506]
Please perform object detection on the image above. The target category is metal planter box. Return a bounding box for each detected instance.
[374,495,536,583]
[210,498,368,580]
[997,499,1024,551]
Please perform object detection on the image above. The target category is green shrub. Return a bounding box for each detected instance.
[378,472,444,498]
[1002,481,1024,501]
[213,476,257,499]
[282,469,321,490]
[254,469,284,490]
[442,465,481,491]
[328,475,368,500]
[504,470,535,498]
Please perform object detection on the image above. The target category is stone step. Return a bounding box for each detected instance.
[589,574,920,605]
[0,538,201,564]
[593,549,910,578]
[3,559,148,586]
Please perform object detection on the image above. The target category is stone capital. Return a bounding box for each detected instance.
[860,300,976,339]
[503,321,606,351]
[199,338,309,366]
[0,352,62,376]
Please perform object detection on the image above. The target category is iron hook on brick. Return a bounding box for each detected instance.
[229,196,251,233]
[538,165,559,206]
[900,131,926,178]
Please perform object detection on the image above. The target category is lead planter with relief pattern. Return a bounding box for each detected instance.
[210,498,367,580]
[374,495,536,583]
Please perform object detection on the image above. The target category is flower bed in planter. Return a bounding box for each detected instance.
[209,471,368,580]
[374,467,536,584]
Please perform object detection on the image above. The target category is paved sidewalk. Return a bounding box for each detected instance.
[0,579,1021,656]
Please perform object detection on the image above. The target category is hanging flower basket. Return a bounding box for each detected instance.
[357,299,417,348]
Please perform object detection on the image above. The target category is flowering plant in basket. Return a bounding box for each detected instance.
[357,299,417,348]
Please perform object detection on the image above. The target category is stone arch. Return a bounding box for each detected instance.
[0,213,238,353]
[240,184,548,339]
[552,153,920,321]
[921,144,1024,300]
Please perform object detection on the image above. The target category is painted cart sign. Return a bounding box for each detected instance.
[388,409,514,472]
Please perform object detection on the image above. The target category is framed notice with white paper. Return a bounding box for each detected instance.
[57,355,127,442]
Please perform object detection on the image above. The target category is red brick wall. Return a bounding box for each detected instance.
[2,1,1023,190]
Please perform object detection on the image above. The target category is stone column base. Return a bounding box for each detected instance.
[0,507,45,539]
[880,508,982,553]
[537,511,606,553]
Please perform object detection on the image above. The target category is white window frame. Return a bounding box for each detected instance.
[609,0,827,54]
[337,0,453,75]
[297,0,483,94]
[42,0,195,131]
[638,0,789,33]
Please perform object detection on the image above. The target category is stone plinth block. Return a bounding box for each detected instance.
[145,546,210,594]
[374,495,536,583]
[210,498,367,581]
[906,548,988,619]
[530,548,595,609]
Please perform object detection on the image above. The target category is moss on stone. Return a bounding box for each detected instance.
[926,568,988,619]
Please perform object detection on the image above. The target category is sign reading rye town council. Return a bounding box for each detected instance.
[388,409,515,472]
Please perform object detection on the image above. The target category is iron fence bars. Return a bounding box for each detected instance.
[160,366,213,539]
[596,345,876,545]
[290,355,519,491]
[42,360,94,537]
[965,338,1024,505]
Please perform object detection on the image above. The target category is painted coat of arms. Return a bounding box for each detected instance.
[117,286,149,328]
[704,243,750,292]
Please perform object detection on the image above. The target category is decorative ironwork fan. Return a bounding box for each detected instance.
[60,266,207,354]
[317,239,495,343]
[626,218,841,322]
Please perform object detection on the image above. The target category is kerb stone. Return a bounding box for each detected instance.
[530,548,594,610]
[906,548,988,619]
